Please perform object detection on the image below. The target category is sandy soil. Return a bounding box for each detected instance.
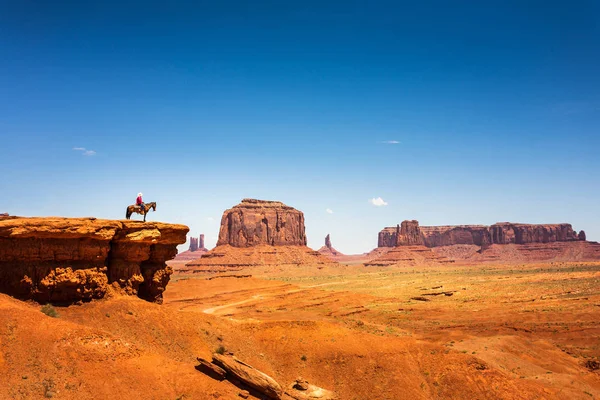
[1,261,599,399]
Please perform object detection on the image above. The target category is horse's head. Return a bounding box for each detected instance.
[151,202,157,211]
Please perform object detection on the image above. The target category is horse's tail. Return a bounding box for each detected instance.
[125,207,132,219]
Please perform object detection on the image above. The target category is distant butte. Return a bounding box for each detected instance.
[371,219,600,265]
[185,199,333,271]
[173,234,210,261]
[318,234,343,256]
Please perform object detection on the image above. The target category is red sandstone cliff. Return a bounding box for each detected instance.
[217,199,307,247]
[0,217,188,303]
[184,199,332,270]
[379,221,586,248]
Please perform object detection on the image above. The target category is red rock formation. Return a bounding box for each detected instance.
[0,213,8,217]
[318,234,344,258]
[421,225,490,247]
[379,221,586,248]
[185,200,334,270]
[489,223,579,244]
[378,221,424,246]
[189,237,199,252]
[217,199,307,247]
[199,234,207,250]
[0,217,188,303]
[398,220,424,245]
[579,230,587,241]
[378,225,399,247]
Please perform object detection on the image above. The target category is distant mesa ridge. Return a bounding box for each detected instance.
[378,220,587,248]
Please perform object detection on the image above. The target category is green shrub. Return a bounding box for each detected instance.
[41,304,59,318]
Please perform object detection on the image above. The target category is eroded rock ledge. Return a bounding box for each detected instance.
[0,217,188,303]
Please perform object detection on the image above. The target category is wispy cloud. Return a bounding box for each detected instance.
[326,208,333,214]
[73,147,96,156]
[379,140,400,144]
[369,197,388,207]
[207,217,215,222]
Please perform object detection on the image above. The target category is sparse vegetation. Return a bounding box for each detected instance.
[215,345,226,355]
[300,355,307,361]
[41,304,59,318]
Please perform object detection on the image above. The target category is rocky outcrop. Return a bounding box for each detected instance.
[489,223,579,244]
[185,200,335,271]
[398,220,424,245]
[318,234,343,257]
[378,225,399,247]
[217,199,306,247]
[378,220,586,248]
[378,221,423,246]
[0,213,8,218]
[0,217,188,303]
[189,237,199,252]
[188,234,208,253]
[579,230,587,241]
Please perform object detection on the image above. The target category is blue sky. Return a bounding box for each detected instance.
[1,1,599,253]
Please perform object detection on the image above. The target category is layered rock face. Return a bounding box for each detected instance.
[378,220,586,248]
[217,199,307,247]
[0,217,188,303]
[377,221,423,246]
[184,199,334,271]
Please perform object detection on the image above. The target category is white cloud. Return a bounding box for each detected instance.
[379,140,400,144]
[369,197,388,207]
[73,147,96,156]
[326,208,333,214]
[207,217,215,222]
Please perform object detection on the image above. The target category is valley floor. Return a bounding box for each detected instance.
[1,261,599,399]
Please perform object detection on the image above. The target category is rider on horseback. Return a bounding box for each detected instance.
[136,192,144,210]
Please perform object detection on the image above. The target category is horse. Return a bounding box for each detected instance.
[125,202,156,222]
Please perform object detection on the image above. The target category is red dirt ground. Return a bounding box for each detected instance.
[1,260,599,399]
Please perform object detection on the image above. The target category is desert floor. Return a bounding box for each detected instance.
[1,261,599,399]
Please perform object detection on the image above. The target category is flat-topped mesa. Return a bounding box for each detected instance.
[0,217,188,304]
[217,198,307,247]
[378,220,586,248]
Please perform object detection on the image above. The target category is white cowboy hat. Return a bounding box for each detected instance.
[138,192,143,197]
